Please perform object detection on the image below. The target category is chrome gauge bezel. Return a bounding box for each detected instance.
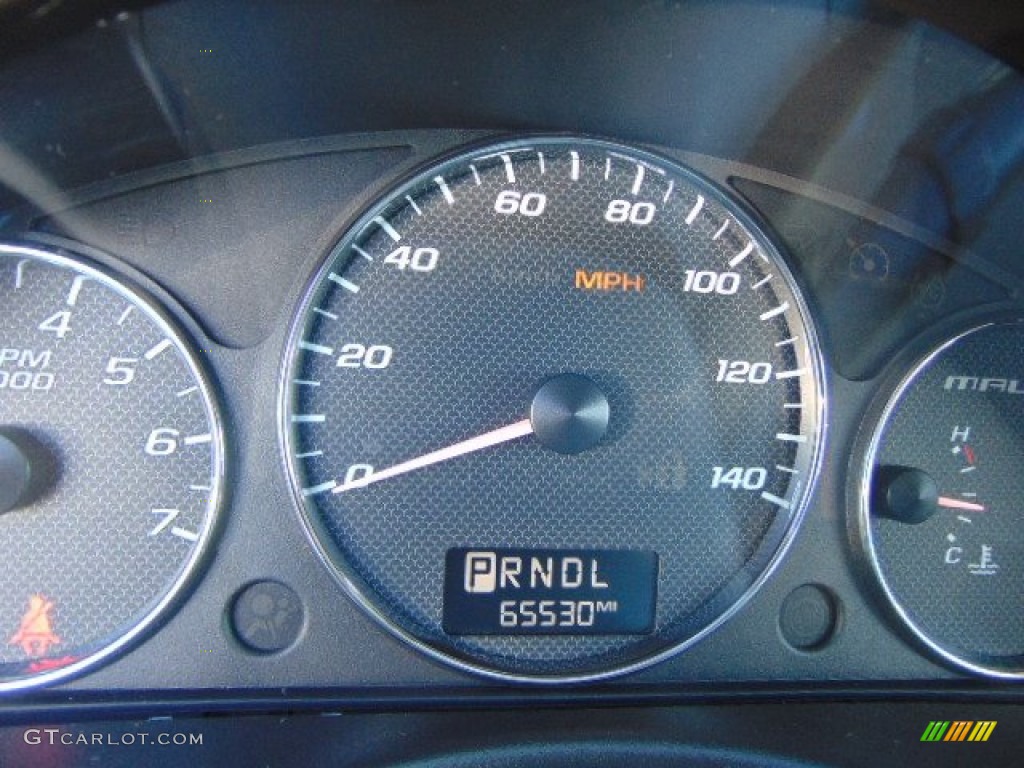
[0,242,227,694]
[855,315,1024,680]
[278,135,828,684]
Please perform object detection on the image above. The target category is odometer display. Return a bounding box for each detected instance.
[282,137,823,681]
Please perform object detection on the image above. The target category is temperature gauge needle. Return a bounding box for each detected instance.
[937,496,986,513]
[333,418,534,493]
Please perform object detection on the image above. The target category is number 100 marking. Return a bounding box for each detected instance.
[683,269,740,295]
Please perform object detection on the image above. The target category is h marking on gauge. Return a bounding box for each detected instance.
[465,552,498,594]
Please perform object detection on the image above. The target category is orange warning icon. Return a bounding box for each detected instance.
[9,595,61,657]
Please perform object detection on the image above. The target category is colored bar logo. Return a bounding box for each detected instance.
[920,721,996,742]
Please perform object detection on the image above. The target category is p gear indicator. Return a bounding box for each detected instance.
[444,548,659,635]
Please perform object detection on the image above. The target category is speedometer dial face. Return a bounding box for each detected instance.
[0,244,224,692]
[282,137,824,681]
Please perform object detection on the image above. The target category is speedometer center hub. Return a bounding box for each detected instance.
[530,373,610,455]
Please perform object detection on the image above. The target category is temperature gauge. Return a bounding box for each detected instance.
[861,320,1024,678]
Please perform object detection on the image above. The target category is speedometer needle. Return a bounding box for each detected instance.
[937,496,986,513]
[332,419,534,493]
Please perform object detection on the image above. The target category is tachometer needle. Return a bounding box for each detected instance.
[332,418,534,493]
[937,496,986,513]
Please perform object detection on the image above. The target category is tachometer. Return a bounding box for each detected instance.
[0,243,224,692]
[281,137,824,682]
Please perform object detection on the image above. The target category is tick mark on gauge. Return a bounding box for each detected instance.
[292,414,326,423]
[328,273,359,294]
[372,216,402,241]
[776,433,807,443]
[662,181,675,203]
[570,151,580,181]
[302,480,337,497]
[176,385,198,398]
[184,433,213,446]
[144,339,173,360]
[500,154,516,183]
[295,450,323,459]
[604,156,612,181]
[631,164,645,195]
[313,307,338,320]
[776,465,799,475]
[434,176,455,205]
[775,336,798,348]
[66,275,87,306]
[117,306,135,326]
[299,341,334,356]
[713,220,731,240]
[759,302,790,322]
[685,196,704,225]
[171,527,199,542]
[728,242,754,267]
[293,379,321,387]
[351,244,373,261]
[404,195,423,215]
[469,164,482,185]
[189,484,211,492]
[14,259,30,289]
[751,274,773,290]
[761,492,792,510]
[537,152,546,174]
[774,367,807,380]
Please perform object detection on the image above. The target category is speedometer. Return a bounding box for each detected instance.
[281,136,824,682]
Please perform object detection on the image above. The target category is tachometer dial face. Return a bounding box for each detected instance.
[282,137,824,682]
[862,321,1024,678]
[0,244,224,692]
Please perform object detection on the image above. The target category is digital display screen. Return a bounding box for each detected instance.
[443,548,658,635]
